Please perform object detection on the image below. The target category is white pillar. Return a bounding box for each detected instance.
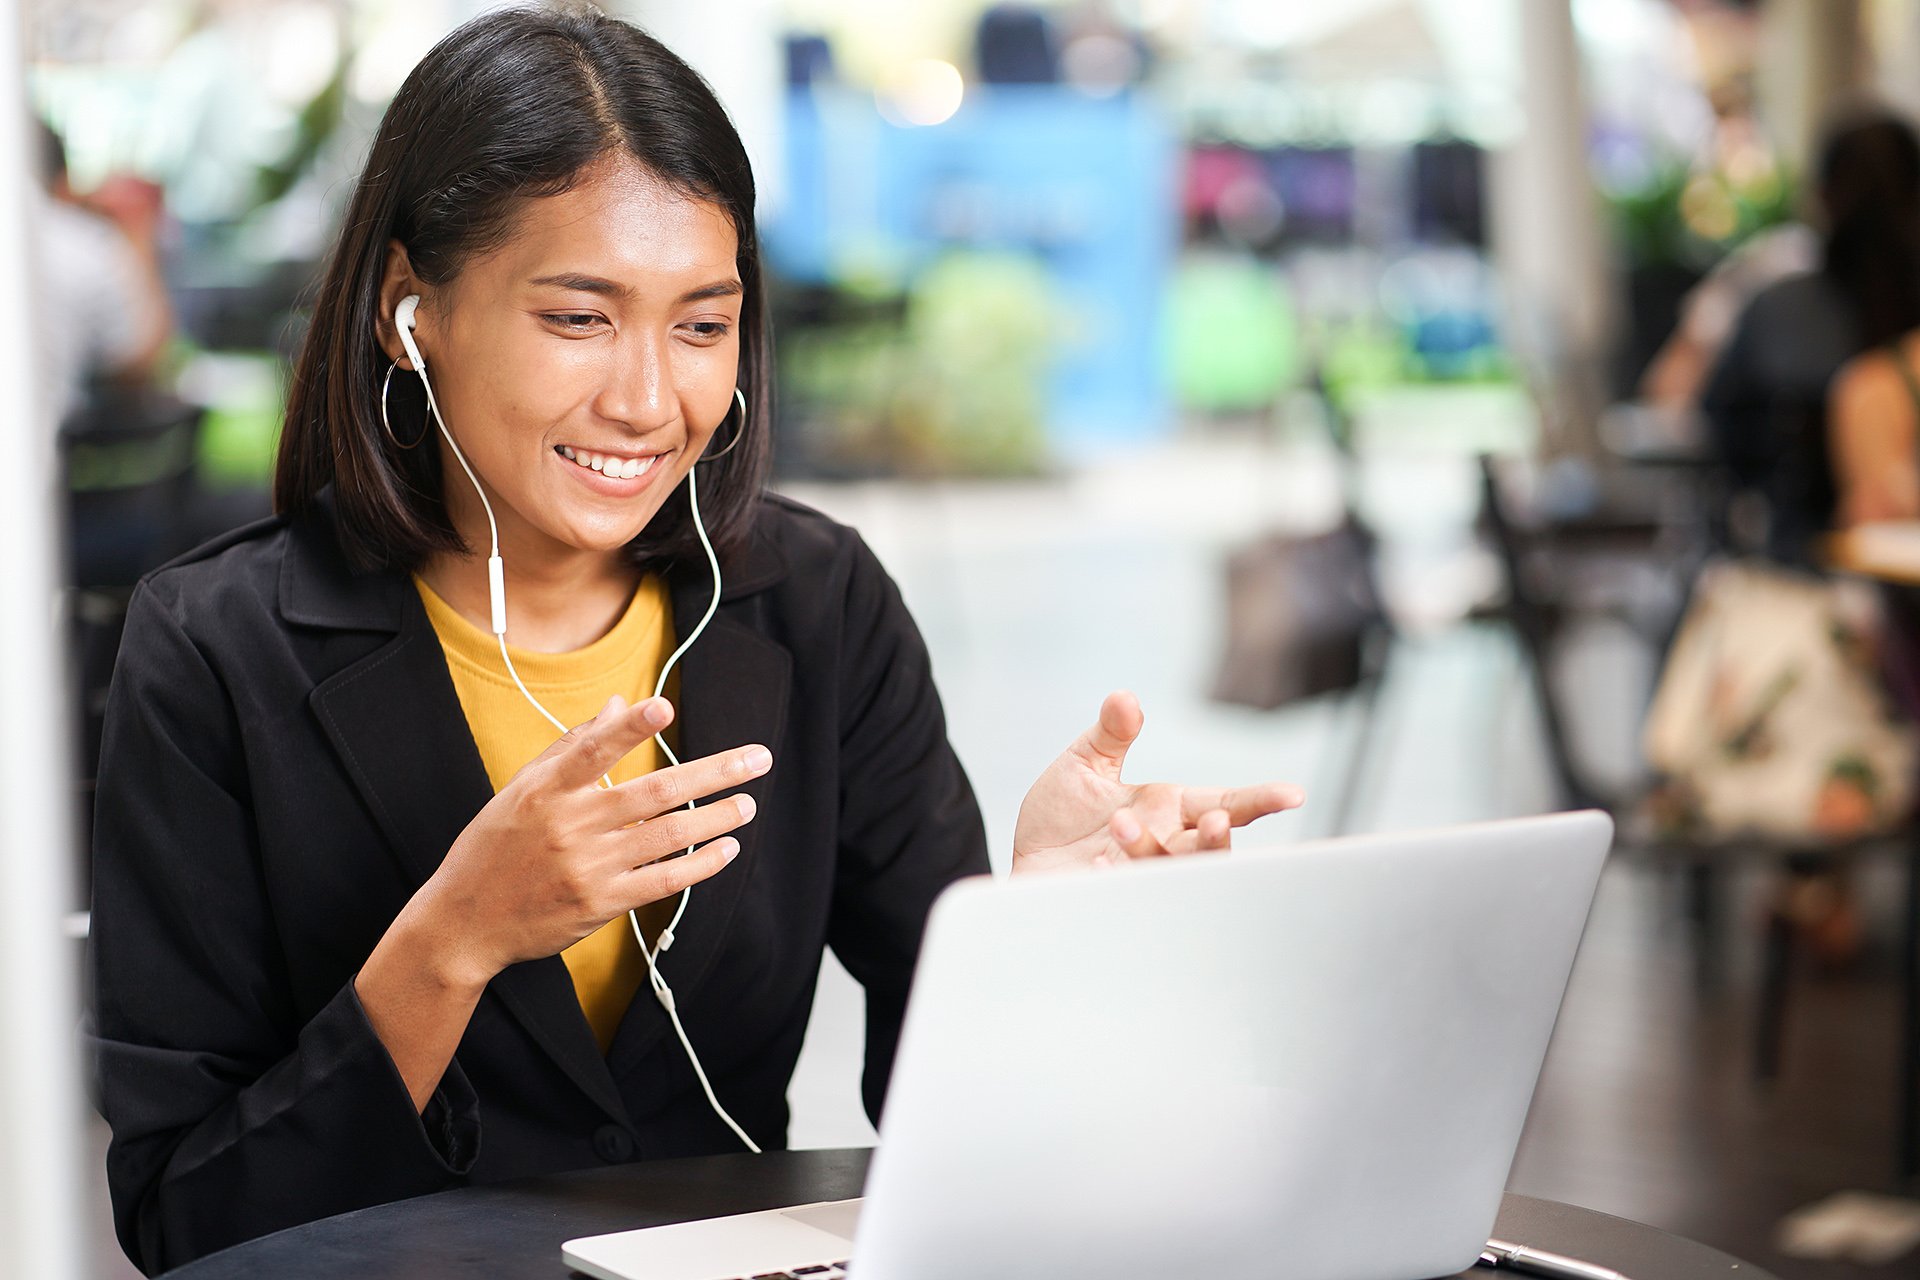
[1759,0,1865,173]
[0,8,85,1280]
[1867,0,1920,122]
[1487,0,1612,450]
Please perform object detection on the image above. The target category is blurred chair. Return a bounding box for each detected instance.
[63,389,204,588]
[1210,372,1394,839]
[1473,453,1694,811]
[60,387,206,890]
[1477,448,1920,1154]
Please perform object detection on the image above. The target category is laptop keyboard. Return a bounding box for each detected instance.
[730,1264,849,1279]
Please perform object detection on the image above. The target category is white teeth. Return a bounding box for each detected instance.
[559,448,658,479]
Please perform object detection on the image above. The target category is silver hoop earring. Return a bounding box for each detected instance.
[381,357,431,450]
[699,388,748,464]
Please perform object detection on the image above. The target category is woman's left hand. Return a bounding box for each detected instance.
[1011,691,1305,874]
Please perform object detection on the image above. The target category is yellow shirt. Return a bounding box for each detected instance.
[414,573,679,1055]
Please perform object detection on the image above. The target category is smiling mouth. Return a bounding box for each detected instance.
[556,445,667,480]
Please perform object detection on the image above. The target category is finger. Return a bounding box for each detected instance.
[1176,781,1305,827]
[619,836,739,908]
[548,696,675,789]
[1073,690,1144,773]
[617,791,759,867]
[1162,809,1232,856]
[599,743,773,826]
[1195,808,1232,852]
[1110,807,1169,859]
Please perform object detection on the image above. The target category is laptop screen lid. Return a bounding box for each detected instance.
[852,809,1613,1280]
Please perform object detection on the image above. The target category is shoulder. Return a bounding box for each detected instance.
[1743,270,1844,326]
[134,513,291,622]
[1832,342,1916,422]
[747,491,891,592]
[736,493,919,652]
[754,491,863,554]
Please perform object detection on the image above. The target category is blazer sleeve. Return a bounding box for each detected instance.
[826,536,990,1126]
[88,580,479,1275]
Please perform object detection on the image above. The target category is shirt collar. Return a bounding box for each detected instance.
[278,486,789,632]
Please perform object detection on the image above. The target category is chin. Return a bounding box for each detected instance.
[555,505,665,554]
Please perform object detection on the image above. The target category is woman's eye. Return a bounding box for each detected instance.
[546,313,603,332]
[685,321,731,341]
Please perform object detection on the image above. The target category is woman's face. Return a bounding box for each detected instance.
[381,152,743,562]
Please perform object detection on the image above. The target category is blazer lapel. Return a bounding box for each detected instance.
[295,532,628,1126]
[606,560,792,1075]
[290,489,793,1123]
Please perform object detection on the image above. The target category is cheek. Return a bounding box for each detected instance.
[678,345,742,439]
[469,334,602,441]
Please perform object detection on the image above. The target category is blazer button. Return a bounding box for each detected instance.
[593,1125,634,1163]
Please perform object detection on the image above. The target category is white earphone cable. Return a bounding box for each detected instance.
[397,298,757,1153]
[627,463,758,1153]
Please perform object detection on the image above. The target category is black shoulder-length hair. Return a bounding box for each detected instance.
[275,4,771,575]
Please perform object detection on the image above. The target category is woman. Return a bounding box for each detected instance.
[88,8,1300,1273]
[1701,109,1920,564]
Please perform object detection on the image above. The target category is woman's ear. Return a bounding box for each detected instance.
[375,240,427,369]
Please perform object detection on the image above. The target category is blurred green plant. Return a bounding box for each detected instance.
[780,250,1052,477]
[1609,158,1796,272]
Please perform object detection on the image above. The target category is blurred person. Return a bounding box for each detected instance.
[1816,324,1920,967]
[1829,335,1920,526]
[34,120,172,419]
[1669,110,1920,968]
[1639,106,1815,412]
[85,8,1303,1273]
[1699,107,1920,564]
[1638,219,1817,410]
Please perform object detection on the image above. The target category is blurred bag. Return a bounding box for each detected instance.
[1641,559,1917,842]
[1210,519,1385,710]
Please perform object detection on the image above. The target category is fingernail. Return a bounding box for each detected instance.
[736,794,757,821]
[743,746,772,774]
[1113,812,1140,842]
[601,694,625,717]
[721,840,739,863]
[640,699,669,727]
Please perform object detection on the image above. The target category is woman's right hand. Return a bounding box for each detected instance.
[417,693,769,988]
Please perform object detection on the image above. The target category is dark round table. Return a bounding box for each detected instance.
[162,1148,1778,1280]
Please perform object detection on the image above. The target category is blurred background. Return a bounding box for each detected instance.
[23,0,1920,1275]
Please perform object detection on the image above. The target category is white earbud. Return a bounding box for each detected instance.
[395,294,424,368]
[389,292,754,1152]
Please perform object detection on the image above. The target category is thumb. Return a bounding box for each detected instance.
[1072,690,1143,774]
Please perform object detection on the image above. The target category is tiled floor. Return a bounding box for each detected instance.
[78,437,1918,1276]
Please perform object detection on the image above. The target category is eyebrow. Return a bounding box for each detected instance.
[527,273,743,303]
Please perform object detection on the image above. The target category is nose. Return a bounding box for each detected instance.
[594,329,677,431]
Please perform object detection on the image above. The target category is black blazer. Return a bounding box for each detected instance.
[87,490,989,1274]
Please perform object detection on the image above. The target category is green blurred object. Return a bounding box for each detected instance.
[1164,254,1299,413]
[1316,319,1411,408]
[180,351,283,490]
[891,252,1050,475]
[1610,158,1797,272]
[780,250,1052,477]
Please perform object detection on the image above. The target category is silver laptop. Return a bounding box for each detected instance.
[563,809,1613,1280]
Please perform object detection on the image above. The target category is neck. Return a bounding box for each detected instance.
[421,493,640,655]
